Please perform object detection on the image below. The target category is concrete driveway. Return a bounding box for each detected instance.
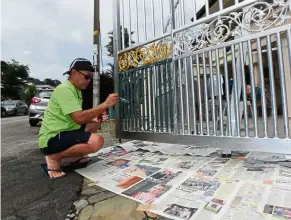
[1,116,83,220]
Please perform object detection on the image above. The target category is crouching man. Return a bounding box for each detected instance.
[38,58,118,179]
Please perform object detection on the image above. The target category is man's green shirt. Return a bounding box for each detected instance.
[38,80,82,148]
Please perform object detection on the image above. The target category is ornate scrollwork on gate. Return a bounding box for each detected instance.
[174,0,291,55]
[118,41,172,72]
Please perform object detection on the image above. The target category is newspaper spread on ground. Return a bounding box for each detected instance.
[75,140,291,220]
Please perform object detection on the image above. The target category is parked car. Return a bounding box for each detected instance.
[1,100,28,117]
[28,88,53,126]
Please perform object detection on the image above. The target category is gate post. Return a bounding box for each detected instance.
[113,0,121,137]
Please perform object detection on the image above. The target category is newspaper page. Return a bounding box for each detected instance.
[231,161,279,183]
[247,151,288,162]
[75,160,121,182]
[198,158,279,182]
[221,182,271,220]
[76,157,138,183]
[196,158,233,178]
[278,166,291,179]
[159,144,193,155]
[138,153,179,167]
[151,175,240,220]
[119,150,153,163]
[186,147,219,157]
[120,140,160,152]
[221,181,291,220]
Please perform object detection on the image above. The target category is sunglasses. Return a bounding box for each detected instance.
[77,70,93,80]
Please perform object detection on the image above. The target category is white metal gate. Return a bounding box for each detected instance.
[113,0,291,153]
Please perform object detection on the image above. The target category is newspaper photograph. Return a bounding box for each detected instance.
[97,172,143,193]
[122,164,161,178]
[263,205,291,219]
[163,204,198,220]
[122,180,171,204]
[146,169,188,186]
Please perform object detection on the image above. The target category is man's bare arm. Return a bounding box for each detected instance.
[70,93,119,125]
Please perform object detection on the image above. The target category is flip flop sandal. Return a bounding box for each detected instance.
[40,164,67,180]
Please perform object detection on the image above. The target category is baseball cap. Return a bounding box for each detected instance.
[63,58,94,75]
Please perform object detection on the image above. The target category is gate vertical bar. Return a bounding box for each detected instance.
[128,0,132,47]
[266,35,278,138]
[276,32,290,138]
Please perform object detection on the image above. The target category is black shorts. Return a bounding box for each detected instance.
[41,128,91,155]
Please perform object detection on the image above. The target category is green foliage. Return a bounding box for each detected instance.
[1,60,30,99]
[105,26,135,57]
[21,83,36,105]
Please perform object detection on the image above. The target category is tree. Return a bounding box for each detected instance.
[43,78,61,87]
[1,60,30,99]
[105,27,135,77]
[105,26,135,57]
[27,77,61,87]
[21,83,36,105]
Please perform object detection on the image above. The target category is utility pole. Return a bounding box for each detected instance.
[93,0,100,106]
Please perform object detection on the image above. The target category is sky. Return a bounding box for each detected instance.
[1,0,203,82]
[1,0,114,82]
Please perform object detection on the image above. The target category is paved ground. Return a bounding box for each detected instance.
[1,116,83,220]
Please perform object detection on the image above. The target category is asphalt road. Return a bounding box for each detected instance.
[1,116,83,220]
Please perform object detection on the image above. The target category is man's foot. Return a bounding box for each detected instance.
[45,156,66,179]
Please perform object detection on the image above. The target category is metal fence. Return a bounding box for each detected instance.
[113,0,291,153]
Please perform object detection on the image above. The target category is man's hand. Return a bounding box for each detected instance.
[92,117,101,123]
[104,93,119,107]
